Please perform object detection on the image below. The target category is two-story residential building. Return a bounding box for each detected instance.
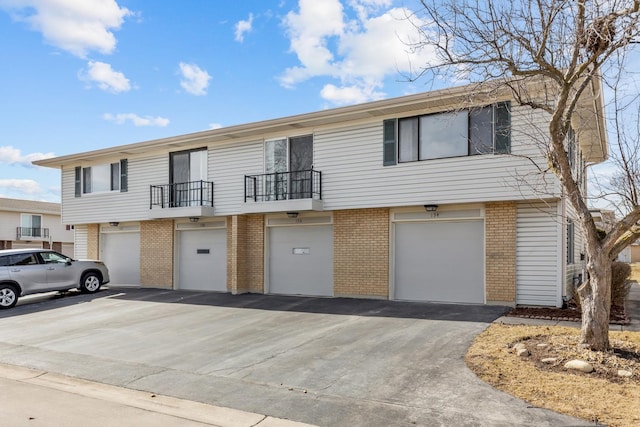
[0,197,74,256]
[34,79,606,307]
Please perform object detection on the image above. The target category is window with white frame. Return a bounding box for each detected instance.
[20,214,42,237]
[75,160,127,197]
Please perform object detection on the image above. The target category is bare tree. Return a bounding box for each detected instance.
[410,0,640,350]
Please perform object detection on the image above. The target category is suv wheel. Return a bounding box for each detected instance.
[0,284,18,309]
[80,273,101,294]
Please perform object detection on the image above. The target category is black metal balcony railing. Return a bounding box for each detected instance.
[150,180,214,209]
[16,227,49,240]
[244,169,321,202]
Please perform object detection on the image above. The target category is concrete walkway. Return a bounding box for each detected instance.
[0,289,592,426]
[0,363,314,427]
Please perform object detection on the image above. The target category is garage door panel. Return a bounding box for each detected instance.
[101,232,140,285]
[178,229,227,292]
[395,220,484,304]
[269,225,333,297]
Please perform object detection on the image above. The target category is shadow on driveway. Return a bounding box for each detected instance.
[2,286,508,323]
[109,287,508,323]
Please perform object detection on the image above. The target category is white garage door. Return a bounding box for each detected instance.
[269,225,333,297]
[177,228,227,292]
[101,232,140,285]
[394,220,484,303]
[61,243,74,258]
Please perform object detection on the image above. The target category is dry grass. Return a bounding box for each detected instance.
[466,324,640,427]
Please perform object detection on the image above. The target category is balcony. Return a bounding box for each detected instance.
[243,169,323,213]
[148,180,215,219]
[16,227,49,241]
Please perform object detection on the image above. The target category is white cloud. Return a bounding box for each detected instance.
[347,0,392,21]
[0,146,55,167]
[320,83,384,105]
[281,0,345,87]
[81,61,131,93]
[0,0,132,58]
[209,123,223,130]
[0,178,46,195]
[280,1,435,104]
[178,62,211,96]
[234,13,253,42]
[103,113,169,127]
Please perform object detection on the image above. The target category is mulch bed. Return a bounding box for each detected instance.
[506,305,629,325]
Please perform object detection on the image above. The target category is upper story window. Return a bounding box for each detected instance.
[264,135,313,200]
[20,214,42,237]
[170,148,207,185]
[168,148,208,208]
[265,135,313,173]
[383,102,511,166]
[83,163,119,193]
[74,159,128,197]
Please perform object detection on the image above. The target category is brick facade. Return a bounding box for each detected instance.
[485,202,517,304]
[228,215,264,294]
[140,220,174,288]
[87,224,99,260]
[333,208,389,298]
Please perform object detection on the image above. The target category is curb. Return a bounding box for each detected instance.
[0,363,316,427]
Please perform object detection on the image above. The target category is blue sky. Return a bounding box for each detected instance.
[0,1,637,212]
[0,0,436,202]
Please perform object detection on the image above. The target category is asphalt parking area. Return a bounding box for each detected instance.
[0,288,591,426]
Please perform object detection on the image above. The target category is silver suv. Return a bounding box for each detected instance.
[0,249,110,309]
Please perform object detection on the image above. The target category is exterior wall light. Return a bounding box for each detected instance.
[287,212,299,218]
[189,217,200,223]
[109,222,120,227]
[423,204,438,212]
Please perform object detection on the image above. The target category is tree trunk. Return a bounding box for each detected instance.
[577,252,612,351]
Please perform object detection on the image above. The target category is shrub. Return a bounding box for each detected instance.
[571,261,631,310]
[611,261,632,308]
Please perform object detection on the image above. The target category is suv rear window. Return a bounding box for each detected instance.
[0,253,39,266]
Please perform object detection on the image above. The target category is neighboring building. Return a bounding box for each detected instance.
[590,209,632,263]
[631,242,640,263]
[34,79,607,307]
[0,197,74,257]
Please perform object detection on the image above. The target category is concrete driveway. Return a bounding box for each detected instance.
[0,288,590,426]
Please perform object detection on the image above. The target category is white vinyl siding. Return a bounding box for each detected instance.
[74,225,88,259]
[208,139,263,215]
[62,154,167,224]
[315,106,556,211]
[58,105,559,222]
[516,201,561,307]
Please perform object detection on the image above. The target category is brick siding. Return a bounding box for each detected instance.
[228,215,264,294]
[334,208,389,298]
[140,220,174,288]
[485,202,517,304]
[87,224,99,260]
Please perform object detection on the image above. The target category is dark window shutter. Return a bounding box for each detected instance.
[120,159,128,192]
[74,167,81,197]
[383,119,397,166]
[494,101,511,154]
